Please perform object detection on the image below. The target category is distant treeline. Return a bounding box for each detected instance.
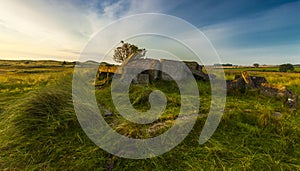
[214,63,233,67]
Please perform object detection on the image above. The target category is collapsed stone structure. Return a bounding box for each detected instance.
[98,59,298,109]
[98,58,209,84]
[227,71,298,109]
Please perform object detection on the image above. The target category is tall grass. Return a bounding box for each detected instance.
[95,74,300,170]
[0,68,73,94]
[0,66,299,170]
[0,74,108,170]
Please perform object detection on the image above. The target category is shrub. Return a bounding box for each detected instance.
[253,63,259,68]
[279,63,294,72]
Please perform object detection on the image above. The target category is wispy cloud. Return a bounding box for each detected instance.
[0,0,187,60]
[0,0,299,64]
[0,0,167,60]
[201,1,300,64]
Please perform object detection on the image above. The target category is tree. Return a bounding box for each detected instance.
[253,63,259,68]
[279,63,294,72]
[113,41,146,63]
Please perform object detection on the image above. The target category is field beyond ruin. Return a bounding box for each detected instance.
[0,60,299,170]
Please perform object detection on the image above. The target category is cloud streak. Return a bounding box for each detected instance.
[0,0,118,60]
[0,0,182,60]
[0,0,299,65]
[201,1,300,64]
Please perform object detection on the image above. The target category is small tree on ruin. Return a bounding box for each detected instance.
[113,41,146,63]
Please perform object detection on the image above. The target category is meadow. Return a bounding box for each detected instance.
[222,66,300,73]
[0,60,299,170]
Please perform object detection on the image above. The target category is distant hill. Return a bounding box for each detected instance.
[0,60,75,68]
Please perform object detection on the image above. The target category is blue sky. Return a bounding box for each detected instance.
[0,0,299,65]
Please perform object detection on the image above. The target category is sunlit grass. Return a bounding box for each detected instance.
[0,62,299,170]
[225,70,300,95]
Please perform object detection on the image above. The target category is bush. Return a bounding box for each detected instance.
[279,63,294,72]
[253,63,259,68]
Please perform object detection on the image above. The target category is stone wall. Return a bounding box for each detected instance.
[99,58,209,83]
[160,59,188,81]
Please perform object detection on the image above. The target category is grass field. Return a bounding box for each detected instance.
[0,61,299,170]
[222,66,300,72]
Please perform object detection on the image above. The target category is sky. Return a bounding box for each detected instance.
[0,0,299,65]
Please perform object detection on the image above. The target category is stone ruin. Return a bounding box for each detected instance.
[227,71,298,109]
[98,61,298,109]
[98,58,209,84]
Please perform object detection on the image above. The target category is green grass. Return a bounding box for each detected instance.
[223,66,300,73]
[0,63,299,170]
[294,66,300,72]
[0,73,108,170]
[95,72,300,170]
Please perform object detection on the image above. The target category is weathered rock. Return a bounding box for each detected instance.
[273,112,282,119]
[226,77,246,93]
[287,94,298,109]
[132,74,149,84]
[160,59,188,81]
[98,58,210,84]
[104,109,114,117]
[124,58,161,81]
[250,76,268,87]
[227,71,298,109]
